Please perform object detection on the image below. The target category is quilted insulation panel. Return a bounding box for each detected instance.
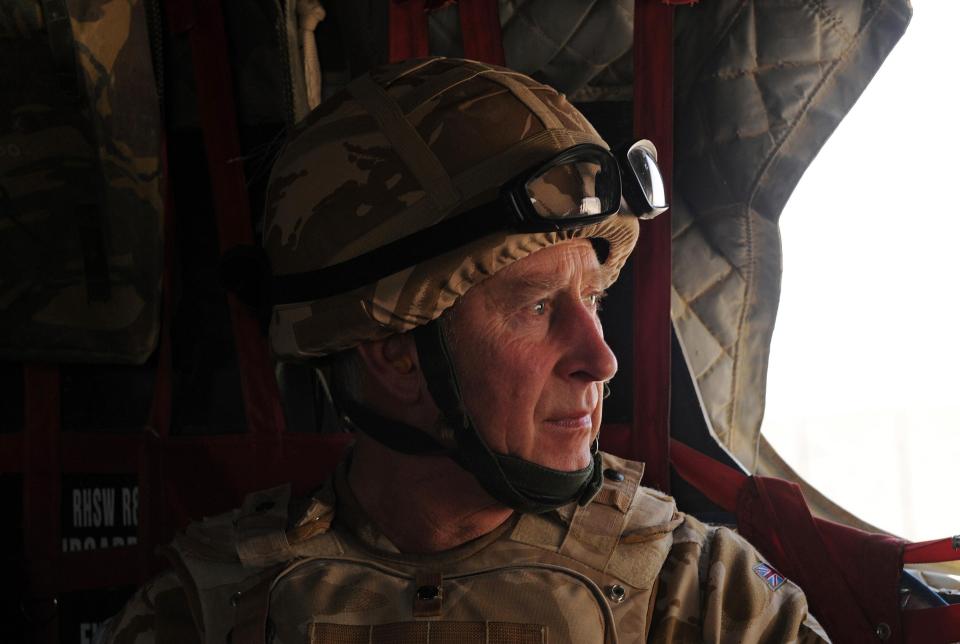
[670,0,911,469]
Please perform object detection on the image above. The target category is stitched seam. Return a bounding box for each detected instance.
[707,58,845,82]
[683,264,737,306]
[732,0,889,462]
[672,216,695,240]
[675,302,735,362]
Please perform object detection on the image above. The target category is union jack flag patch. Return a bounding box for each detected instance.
[753,562,786,591]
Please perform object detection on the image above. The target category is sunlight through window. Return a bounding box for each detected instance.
[762,1,960,542]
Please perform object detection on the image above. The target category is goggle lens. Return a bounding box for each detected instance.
[624,141,667,216]
[522,149,621,224]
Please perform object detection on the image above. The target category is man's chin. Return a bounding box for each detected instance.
[533,443,594,472]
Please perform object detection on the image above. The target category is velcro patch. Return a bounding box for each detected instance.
[753,562,786,591]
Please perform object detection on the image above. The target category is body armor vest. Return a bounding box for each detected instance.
[162,452,683,644]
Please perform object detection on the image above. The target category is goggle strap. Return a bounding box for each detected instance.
[271,203,505,305]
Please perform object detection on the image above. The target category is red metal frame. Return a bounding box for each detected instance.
[458,0,506,65]
[22,364,61,642]
[390,0,430,61]
[630,0,675,493]
[168,0,287,440]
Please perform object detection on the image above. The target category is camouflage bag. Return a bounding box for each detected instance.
[0,0,163,364]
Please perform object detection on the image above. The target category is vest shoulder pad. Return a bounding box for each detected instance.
[510,451,682,589]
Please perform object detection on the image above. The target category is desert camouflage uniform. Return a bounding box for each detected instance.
[102,452,827,643]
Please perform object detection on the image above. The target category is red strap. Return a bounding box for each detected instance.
[902,604,960,644]
[671,439,960,643]
[22,365,61,568]
[148,136,174,442]
[22,364,60,643]
[904,536,960,564]
[136,134,176,577]
[672,440,893,640]
[389,0,430,62]
[165,0,286,438]
[390,0,505,66]
[669,438,742,508]
[631,0,674,492]
[458,0,505,65]
[749,476,894,641]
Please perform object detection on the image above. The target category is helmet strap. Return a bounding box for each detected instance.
[412,319,603,513]
[338,397,450,455]
[314,361,450,455]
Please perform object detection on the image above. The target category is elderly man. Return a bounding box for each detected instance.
[104,57,826,643]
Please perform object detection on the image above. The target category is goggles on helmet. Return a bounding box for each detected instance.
[271,141,667,305]
[499,141,667,231]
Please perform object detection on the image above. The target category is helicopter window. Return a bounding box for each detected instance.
[763,1,960,543]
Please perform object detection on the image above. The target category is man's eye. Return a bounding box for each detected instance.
[532,300,547,315]
[585,291,607,311]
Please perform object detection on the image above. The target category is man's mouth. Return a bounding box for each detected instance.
[543,413,593,431]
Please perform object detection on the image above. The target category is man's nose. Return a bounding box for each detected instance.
[558,299,618,384]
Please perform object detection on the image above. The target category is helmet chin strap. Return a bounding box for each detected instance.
[328,320,603,513]
[411,319,603,514]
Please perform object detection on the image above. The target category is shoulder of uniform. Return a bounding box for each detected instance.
[595,452,680,534]
[101,570,199,644]
[156,483,342,644]
[679,519,816,617]
[509,452,684,589]
[172,481,338,567]
[649,519,820,642]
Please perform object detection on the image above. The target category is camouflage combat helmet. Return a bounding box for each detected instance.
[263,56,645,360]
[262,57,666,514]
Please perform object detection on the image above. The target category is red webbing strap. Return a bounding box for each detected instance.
[631,0,674,492]
[22,364,60,643]
[671,439,960,644]
[139,135,175,576]
[902,605,960,644]
[391,0,504,65]
[671,440,882,640]
[668,439,740,509]
[147,136,174,443]
[902,536,960,643]
[458,0,505,65]
[750,476,901,642]
[904,537,960,564]
[389,0,430,62]
[165,0,285,438]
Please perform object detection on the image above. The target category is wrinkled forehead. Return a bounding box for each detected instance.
[462,239,614,309]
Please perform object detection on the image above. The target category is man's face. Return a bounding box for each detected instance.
[444,239,617,471]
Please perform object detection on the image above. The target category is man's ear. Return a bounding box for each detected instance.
[355,333,422,403]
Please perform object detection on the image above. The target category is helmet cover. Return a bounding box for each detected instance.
[263,57,640,360]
